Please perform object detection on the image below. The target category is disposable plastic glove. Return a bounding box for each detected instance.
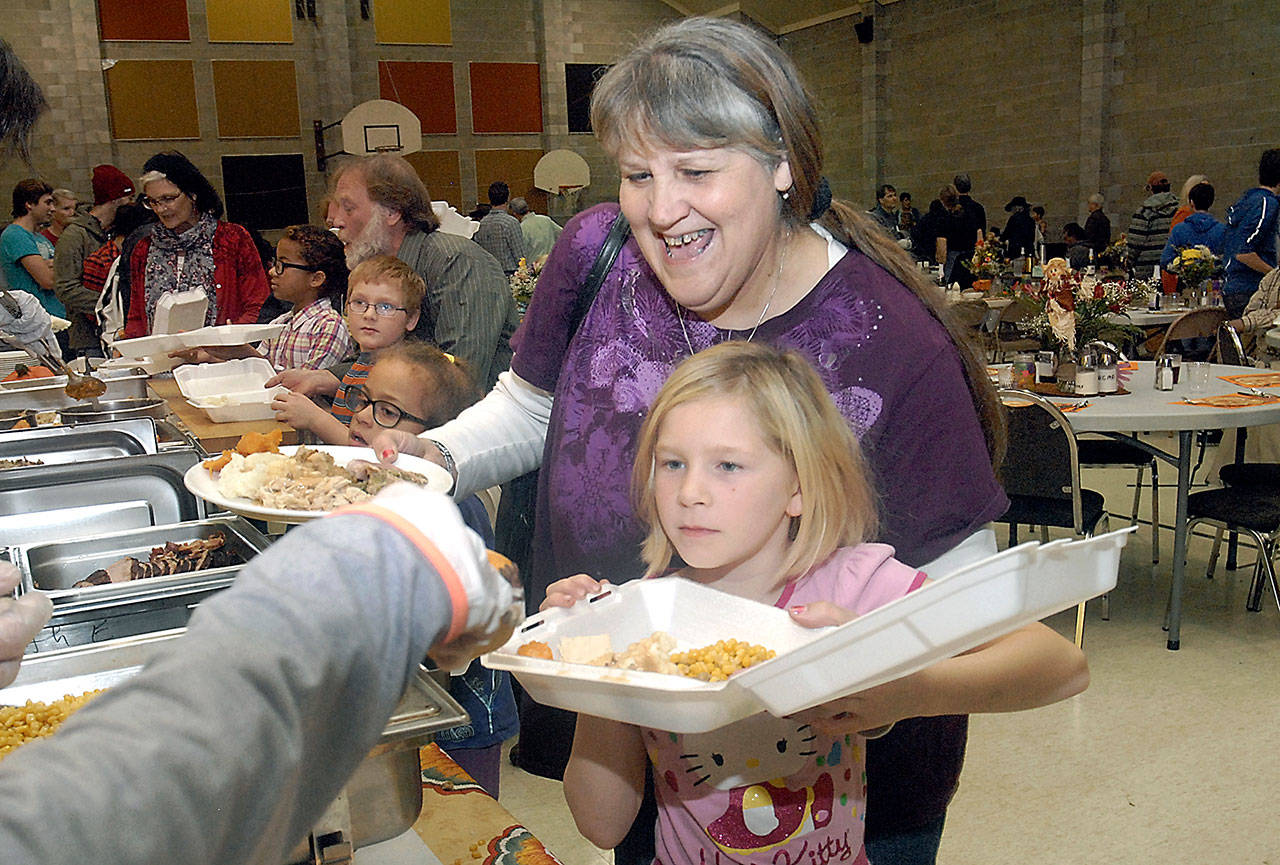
[0,289,60,364]
[0,562,52,689]
[337,483,523,673]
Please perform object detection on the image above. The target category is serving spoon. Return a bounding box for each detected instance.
[29,347,108,400]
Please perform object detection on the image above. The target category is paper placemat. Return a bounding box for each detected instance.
[1176,393,1280,408]
[1218,371,1280,388]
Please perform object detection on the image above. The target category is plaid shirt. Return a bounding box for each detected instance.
[260,298,354,371]
[81,239,121,295]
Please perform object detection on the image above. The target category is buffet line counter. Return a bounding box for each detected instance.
[147,377,298,454]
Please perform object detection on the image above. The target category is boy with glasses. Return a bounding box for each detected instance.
[270,255,422,442]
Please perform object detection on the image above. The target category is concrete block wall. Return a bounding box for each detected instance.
[3,0,1278,241]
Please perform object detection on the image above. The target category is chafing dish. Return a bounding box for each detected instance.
[0,370,148,411]
[4,630,469,862]
[13,516,270,604]
[0,449,204,547]
[59,397,169,424]
[0,417,158,465]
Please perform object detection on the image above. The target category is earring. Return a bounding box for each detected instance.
[781,190,790,200]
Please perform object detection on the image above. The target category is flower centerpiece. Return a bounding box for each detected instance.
[1165,244,1219,289]
[966,238,1002,290]
[509,256,544,316]
[1012,257,1146,354]
[1095,235,1130,273]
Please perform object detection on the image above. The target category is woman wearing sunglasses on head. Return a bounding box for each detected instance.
[172,224,354,371]
[123,151,269,338]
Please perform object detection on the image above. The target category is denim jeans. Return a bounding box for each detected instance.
[864,813,947,865]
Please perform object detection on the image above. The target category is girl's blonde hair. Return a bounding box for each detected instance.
[591,16,1005,469]
[632,342,878,580]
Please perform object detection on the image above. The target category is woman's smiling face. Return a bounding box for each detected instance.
[617,143,792,326]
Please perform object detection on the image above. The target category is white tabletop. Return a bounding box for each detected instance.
[1265,326,1280,350]
[1106,307,1191,327]
[1055,362,1280,432]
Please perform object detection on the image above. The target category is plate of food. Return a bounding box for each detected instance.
[183,433,453,523]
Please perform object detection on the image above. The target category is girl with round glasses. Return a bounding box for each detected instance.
[346,342,519,796]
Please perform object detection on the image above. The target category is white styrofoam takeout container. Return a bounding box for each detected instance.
[174,357,286,423]
[484,528,1131,732]
[112,323,285,360]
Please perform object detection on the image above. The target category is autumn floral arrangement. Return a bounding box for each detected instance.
[1012,258,1146,353]
[1165,244,1219,288]
[967,237,1002,280]
[509,256,544,313]
[1095,235,1131,272]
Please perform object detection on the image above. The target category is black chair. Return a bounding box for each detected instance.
[1215,322,1251,366]
[997,388,1110,646]
[991,298,1042,361]
[1074,340,1160,563]
[1186,486,1280,616]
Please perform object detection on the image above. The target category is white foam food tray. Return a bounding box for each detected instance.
[175,357,284,423]
[113,324,285,360]
[483,528,1130,732]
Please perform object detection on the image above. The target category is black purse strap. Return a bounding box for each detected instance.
[567,212,630,337]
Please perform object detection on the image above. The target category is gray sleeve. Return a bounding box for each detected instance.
[52,226,97,316]
[0,513,455,865]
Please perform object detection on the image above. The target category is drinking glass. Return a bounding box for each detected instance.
[1186,361,1212,394]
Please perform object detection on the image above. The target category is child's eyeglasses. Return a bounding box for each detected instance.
[270,259,320,276]
[345,385,430,429]
[347,298,408,317]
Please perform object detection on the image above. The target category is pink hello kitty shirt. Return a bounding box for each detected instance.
[645,544,926,865]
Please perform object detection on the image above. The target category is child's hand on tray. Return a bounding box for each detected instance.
[541,574,610,611]
[787,599,916,740]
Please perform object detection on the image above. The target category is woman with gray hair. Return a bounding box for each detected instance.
[122,151,268,338]
[1084,192,1111,252]
[372,18,1087,864]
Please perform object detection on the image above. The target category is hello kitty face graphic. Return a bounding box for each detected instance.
[679,714,818,791]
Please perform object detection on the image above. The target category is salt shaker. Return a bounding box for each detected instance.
[1096,349,1118,394]
[1075,351,1099,397]
[1154,355,1176,391]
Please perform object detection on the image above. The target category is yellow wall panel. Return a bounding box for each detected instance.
[212,61,300,138]
[106,60,200,141]
[406,151,462,211]
[373,0,450,46]
[475,149,546,213]
[207,0,292,43]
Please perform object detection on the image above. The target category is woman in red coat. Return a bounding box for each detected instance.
[123,151,267,338]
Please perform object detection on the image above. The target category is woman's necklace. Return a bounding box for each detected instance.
[676,228,791,357]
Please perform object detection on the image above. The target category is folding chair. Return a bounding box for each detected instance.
[997,388,1111,646]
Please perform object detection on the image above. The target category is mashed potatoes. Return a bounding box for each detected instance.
[215,451,291,500]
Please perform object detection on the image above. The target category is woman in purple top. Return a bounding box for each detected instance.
[374,17,1087,865]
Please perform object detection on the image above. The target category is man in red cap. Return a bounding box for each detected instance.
[53,163,134,354]
[1126,170,1179,277]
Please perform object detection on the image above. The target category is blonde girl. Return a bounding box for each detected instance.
[547,342,978,865]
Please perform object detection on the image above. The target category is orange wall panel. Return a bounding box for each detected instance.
[469,63,542,134]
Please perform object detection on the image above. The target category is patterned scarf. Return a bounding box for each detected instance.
[144,212,220,327]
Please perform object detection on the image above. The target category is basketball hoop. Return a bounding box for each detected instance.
[558,184,584,212]
[371,144,404,153]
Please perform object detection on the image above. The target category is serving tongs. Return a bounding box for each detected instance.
[29,346,108,400]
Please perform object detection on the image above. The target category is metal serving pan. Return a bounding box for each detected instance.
[27,577,232,653]
[13,515,270,605]
[59,397,169,425]
[4,631,468,861]
[0,370,148,411]
[0,449,205,547]
[0,418,158,465]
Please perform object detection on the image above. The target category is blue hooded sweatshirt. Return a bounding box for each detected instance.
[1160,211,1227,269]
[1223,186,1279,295]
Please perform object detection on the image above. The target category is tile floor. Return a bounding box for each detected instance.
[496,448,1280,864]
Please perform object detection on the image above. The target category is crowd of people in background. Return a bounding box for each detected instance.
[859,148,1277,337]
